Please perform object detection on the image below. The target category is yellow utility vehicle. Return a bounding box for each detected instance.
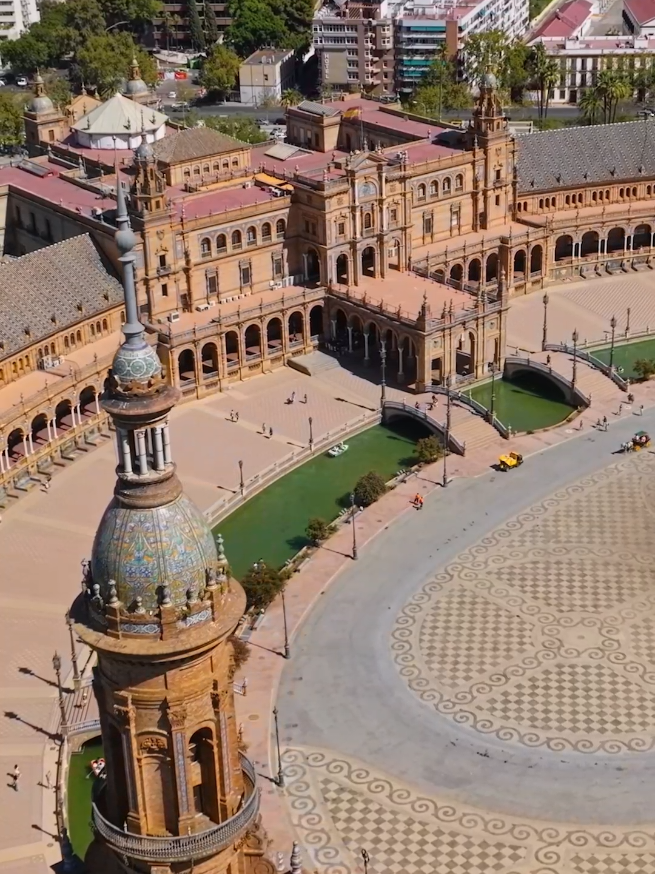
[498,451,524,471]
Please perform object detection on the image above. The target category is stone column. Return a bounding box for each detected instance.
[28,433,34,454]
[167,706,194,831]
[153,427,165,471]
[136,429,148,475]
[22,435,28,457]
[51,418,57,439]
[330,319,336,340]
[398,344,404,379]
[347,325,353,353]
[119,429,133,474]
[112,703,141,833]
[162,425,172,465]
[363,331,370,362]
[95,393,100,414]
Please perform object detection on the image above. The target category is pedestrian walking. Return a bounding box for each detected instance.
[262,423,266,434]
[418,495,424,509]
[618,403,623,416]
[640,404,644,416]
[303,393,308,404]
[269,426,273,438]
[11,764,20,791]
[43,480,50,492]
[45,771,51,789]
[291,391,296,403]
[546,354,551,365]
[578,419,584,430]
[603,415,608,431]
[235,412,239,422]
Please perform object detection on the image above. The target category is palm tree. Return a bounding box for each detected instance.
[528,44,559,121]
[597,69,631,123]
[578,87,602,125]
[281,88,302,108]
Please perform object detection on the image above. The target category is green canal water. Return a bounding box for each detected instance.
[215,419,428,579]
[68,738,103,859]
[468,374,574,433]
[592,337,655,379]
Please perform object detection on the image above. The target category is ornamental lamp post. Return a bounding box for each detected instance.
[572,328,579,390]
[610,315,617,371]
[281,588,290,660]
[273,706,284,787]
[542,291,549,351]
[350,491,358,560]
[626,306,631,335]
[238,459,244,496]
[380,339,387,406]
[52,652,68,736]
[308,416,314,451]
[65,612,81,691]
[490,362,497,421]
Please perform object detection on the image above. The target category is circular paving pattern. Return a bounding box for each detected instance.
[392,453,655,753]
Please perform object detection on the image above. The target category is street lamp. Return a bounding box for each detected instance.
[65,612,80,690]
[272,706,284,787]
[281,589,290,659]
[350,492,358,560]
[442,378,451,488]
[572,328,579,390]
[238,459,244,496]
[542,291,549,351]
[52,652,67,737]
[610,315,617,371]
[380,339,387,406]
[308,416,314,451]
[490,363,497,421]
[361,849,370,874]
[626,306,632,335]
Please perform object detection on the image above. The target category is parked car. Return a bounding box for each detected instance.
[167,91,176,99]
[638,109,654,118]
[16,76,28,87]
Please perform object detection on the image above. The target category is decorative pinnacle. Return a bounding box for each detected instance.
[114,164,144,349]
[290,841,302,874]
[216,533,227,566]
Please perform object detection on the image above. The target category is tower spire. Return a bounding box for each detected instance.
[114,169,144,348]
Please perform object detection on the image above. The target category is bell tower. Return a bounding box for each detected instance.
[130,135,168,217]
[465,70,515,230]
[72,180,273,874]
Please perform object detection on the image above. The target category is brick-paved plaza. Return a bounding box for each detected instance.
[5,271,655,871]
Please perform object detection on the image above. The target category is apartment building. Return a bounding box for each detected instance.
[239,49,296,105]
[313,0,529,96]
[0,0,39,60]
[313,0,394,94]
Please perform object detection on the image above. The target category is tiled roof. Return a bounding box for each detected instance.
[72,93,168,135]
[296,100,339,117]
[624,0,655,25]
[151,127,248,164]
[517,120,655,191]
[532,0,592,37]
[0,235,123,359]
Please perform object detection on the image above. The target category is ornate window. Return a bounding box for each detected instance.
[200,237,212,257]
[276,218,286,239]
[417,183,426,201]
[246,226,257,246]
[262,222,272,241]
[232,230,242,250]
[216,234,227,252]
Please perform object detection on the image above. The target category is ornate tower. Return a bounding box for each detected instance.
[72,181,272,874]
[465,71,515,230]
[130,138,168,217]
[124,58,152,105]
[23,73,66,156]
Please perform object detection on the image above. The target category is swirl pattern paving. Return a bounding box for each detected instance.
[392,453,655,753]
[283,747,655,874]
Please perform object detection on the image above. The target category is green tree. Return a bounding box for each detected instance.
[225,0,287,58]
[97,0,162,31]
[274,0,312,51]
[633,56,655,102]
[353,471,387,508]
[578,87,602,125]
[204,0,219,44]
[63,0,106,48]
[230,635,250,669]
[596,69,631,123]
[199,44,240,98]
[528,43,559,120]
[503,38,530,102]
[187,0,206,50]
[43,73,73,109]
[0,92,24,147]
[463,30,509,86]
[76,33,156,96]
[633,358,655,380]
[416,436,443,464]
[305,517,333,545]
[2,32,50,72]
[240,562,285,612]
[281,87,302,107]
[204,115,267,142]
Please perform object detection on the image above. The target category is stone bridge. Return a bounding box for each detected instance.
[503,355,591,407]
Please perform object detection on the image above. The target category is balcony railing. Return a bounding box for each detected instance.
[92,755,259,863]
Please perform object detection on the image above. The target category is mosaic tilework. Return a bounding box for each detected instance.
[284,747,655,874]
[392,453,655,752]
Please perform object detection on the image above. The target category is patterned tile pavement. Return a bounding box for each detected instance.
[283,746,655,874]
[392,451,655,753]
